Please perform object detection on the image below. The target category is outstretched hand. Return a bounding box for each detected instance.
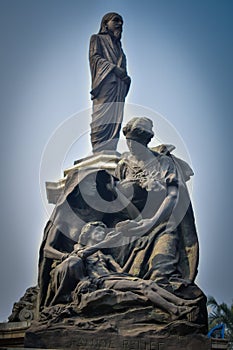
[116,219,138,231]
[69,247,86,259]
[116,219,154,237]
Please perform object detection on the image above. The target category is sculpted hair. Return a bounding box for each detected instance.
[123,117,154,144]
[98,12,123,34]
[78,221,107,245]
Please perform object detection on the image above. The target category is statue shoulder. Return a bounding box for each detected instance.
[90,33,108,44]
[90,34,100,46]
[151,145,194,182]
[89,34,104,49]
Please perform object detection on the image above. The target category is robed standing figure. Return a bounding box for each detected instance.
[89,12,131,152]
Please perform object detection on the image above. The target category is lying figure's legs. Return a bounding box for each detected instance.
[148,281,200,306]
[103,278,194,318]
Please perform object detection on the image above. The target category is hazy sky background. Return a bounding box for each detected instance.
[0,0,232,321]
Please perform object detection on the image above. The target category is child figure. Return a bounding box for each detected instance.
[72,221,196,319]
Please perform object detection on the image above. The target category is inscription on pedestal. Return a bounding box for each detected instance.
[122,339,165,350]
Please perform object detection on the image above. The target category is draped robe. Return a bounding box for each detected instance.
[89,33,130,152]
[114,149,199,293]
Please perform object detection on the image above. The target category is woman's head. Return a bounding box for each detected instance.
[123,117,154,146]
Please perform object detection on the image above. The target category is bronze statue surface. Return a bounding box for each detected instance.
[28,116,208,346]
[14,12,208,348]
[89,13,131,152]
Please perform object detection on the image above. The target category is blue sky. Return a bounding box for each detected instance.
[0,0,233,321]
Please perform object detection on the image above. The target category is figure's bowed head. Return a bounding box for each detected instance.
[78,221,107,247]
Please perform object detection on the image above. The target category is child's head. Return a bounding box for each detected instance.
[78,221,107,246]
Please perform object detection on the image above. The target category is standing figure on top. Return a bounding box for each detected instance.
[89,12,131,152]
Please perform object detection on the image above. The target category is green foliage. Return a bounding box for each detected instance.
[207,296,233,347]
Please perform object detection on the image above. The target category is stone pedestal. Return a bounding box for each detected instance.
[25,327,211,350]
[1,320,229,350]
[46,151,121,204]
[0,321,31,347]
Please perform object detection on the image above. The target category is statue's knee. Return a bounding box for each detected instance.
[66,256,85,277]
[66,256,81,268]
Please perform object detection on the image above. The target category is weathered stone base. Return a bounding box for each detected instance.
[25,301,208,349]
[0,321,31,347]
[25,328,210,350]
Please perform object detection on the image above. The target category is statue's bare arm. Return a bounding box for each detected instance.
[116,185,178,236]
[44,227,68,261]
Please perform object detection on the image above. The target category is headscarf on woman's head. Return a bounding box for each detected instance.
[98,12,123,34]
[123,117,154,145]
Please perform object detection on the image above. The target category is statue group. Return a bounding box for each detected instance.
[24,12,208,348]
